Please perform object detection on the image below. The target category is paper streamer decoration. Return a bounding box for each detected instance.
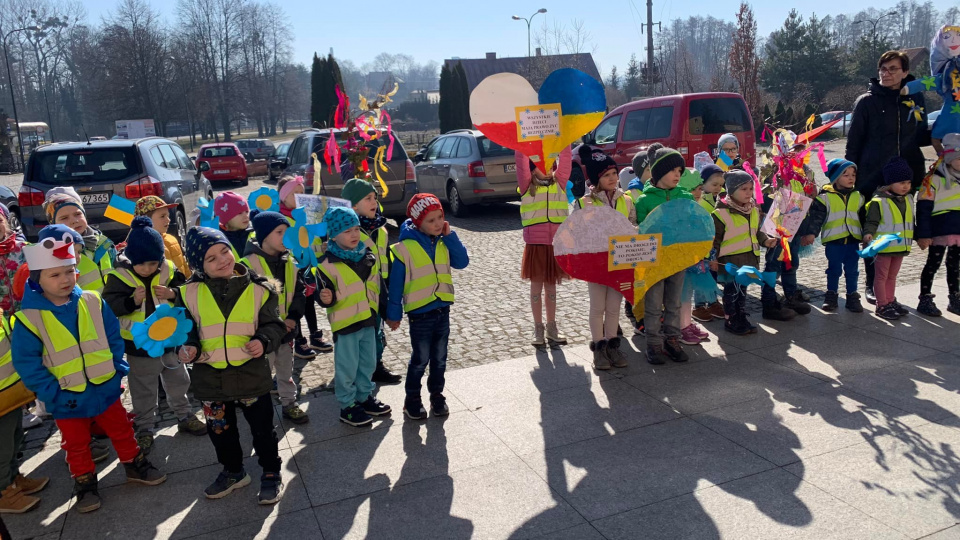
[470,68,606,175]
[858,233,903,258]
[795,117,843,145]
[723,263,778,289]
[310,152,324,195]
[248,187,280,213]
[283,207,326,269]
[131,305,193,358]
[104,196,135,226]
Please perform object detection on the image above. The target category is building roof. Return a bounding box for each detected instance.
[444,52,601,92]
[902,47,930,71]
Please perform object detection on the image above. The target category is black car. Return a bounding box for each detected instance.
[267,142,290,183]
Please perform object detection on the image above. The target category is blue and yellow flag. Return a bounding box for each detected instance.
[104,196,135,226]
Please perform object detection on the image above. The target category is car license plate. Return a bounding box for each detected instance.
[80,193,110,205]
[504,164,516,173]
[214,169,230,175]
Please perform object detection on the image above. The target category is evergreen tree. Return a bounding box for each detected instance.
[761,10,807,102]
[730,3,762,120]
[606,65,621,91]
[310,53,325,126]
[802,14,845,102]
[624,54,642,100]
[439,63,454,133]
[774,101,786,125]
[455,62,472,129]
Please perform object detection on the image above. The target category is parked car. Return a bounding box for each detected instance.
[818,111,847,124]
[928,110,940,133]
[19,138,214,244]
[413,129,518,217]
[196,143,248,186]
[235,139,276,161]
[267,142,290,183]
[89,136,108,142]
[572,92,756,196]
[271,128,416,220]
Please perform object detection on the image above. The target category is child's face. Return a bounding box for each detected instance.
[704,175,725,194]
[283,184,304,210]
[261,224,288,255]
[203,243,236,278]
[889,180,912,196]
[38,265,77,301]
[0,214,10,240]
[731,182,754,204]
[950,157,960,172]
[333,226,361,250]
[133,261,160,278]
[690,185,703,200]
[418,209,445,236]
[835,167,857,190]
[720,141,739,160]
[225,212,250,231]
[598,168,619,191]
[658,167,683,190]
[56,206,87,234]
[149,208,171,235]
[354,192,378,219]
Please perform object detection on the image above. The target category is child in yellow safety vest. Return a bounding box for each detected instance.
[341,178,403,384]
[710,171,775,336]
[916,134,960,317]
[176,226,288,504]
[103,217,205,456]
[385,194,469,420]
[12,224,166,514]
[806,159,865,313]
[242,210,309,424]
[135,195,191,277]
[690,164,727,323]
[863,157,915,321]
[42,187,116,292]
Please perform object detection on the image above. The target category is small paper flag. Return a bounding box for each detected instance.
[716,151,734,172]
[104,196,136,226]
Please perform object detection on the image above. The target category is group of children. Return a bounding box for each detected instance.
[0,173,468,514]
[518,131,960,369]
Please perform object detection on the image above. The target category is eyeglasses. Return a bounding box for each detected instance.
[879,66,902,74]
[721,146,738,152]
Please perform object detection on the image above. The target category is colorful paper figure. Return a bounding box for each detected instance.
[131,305,193,358]
[858,233,903,258]
[283,207,325,269]
[470,68,606,175]
[104,196,135,226]
[248,187,280,213]
[196,197,219,229]
[294,194,351,227]
[723,263,778,289]
[905,25,960,140]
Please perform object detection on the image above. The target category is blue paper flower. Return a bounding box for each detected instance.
[197,197,219,229]
[283,207,325,268]
[131,305,194,358]
[248,187,280,213]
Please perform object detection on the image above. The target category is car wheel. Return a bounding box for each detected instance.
[447,183,467,218]
[7,208,21,232]
[240,176,249,187]
[171,208,188,246]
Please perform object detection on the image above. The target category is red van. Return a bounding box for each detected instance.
[571,92,755,188]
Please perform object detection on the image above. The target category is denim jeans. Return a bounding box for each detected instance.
[761,236,801,306]
[405,306,450,398]
[824,242,860,294]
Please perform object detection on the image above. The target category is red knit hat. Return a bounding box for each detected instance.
[407,194,443,228]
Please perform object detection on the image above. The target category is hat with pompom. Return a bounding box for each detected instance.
[124,216,165,265]
[577,145,617,186]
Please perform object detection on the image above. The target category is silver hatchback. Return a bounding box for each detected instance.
[412,130,518,217]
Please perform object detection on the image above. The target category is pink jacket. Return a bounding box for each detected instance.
[517,147,572,245]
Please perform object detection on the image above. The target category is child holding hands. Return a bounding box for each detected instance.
[915,134,960,316]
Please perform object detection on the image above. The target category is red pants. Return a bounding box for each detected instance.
[55,398,140,477]
[874,255,904,307]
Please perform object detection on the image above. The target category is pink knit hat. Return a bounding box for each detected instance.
[279,175,304,204]
[214,191,249,225]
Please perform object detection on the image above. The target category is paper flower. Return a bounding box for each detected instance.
[248,187,280,213]
[197,197,220,229]
[283,207,325,268]
[131,305,194,358]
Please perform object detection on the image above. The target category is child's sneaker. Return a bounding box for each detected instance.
[865,286,877,305]
[204,469,251,499]
[360,396,391,416]
[948,292,960,316]
[724,315,753,336]
[590,340,611,370]
[372,363,403,384]
[891,299,909,316]
[783,292,811,315]
[845,292,864,313]
[21,412,42,430]
[762,301,797,321]
[293,339,317,359]
[282,403,310,424]
[532,323,545,346]
[876,304,900,320]
[679,325,702,345]
[664,337,689,363]
[646,345,671,365]
[178,416,208,436]
[917,294,941,317]
[403,397,427,420]
[691,305,713,322]
[430,393,450,416]
[708,301,726,319]
[340,403,373,426]
[73,473,101,513]
[310,331,334,353]
[124,453,167,486]
[0,484,39,514]
[136,432,154,456]
[603,337,628,368]
[690,323,709,339]
[13,474,49,496]
[822,291,839,312]
[258,472,284,505]
[545,322,567,344]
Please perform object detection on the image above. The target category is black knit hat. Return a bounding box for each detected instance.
[577,145,617,186]
[631,151,650,176]
[647,143,686,186]
[882,156,913,186]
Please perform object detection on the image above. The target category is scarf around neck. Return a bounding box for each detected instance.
[327,240,366,263]
[721,194,755,215]
[359,211,387,233]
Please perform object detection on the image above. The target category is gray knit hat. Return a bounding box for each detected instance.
[724,170,753,194]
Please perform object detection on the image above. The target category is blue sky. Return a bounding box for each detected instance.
[80,0,887,76]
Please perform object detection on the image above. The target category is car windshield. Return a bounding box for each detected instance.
[477,137,513,158]
[202,147,237,158]
[688,98,751,135]
[30,147,141,184]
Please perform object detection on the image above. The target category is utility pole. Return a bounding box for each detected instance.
[641,0,660,95]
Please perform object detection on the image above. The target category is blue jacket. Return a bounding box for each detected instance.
[627,177,643,192]
[386,219,469,322]
[12,284,127,419]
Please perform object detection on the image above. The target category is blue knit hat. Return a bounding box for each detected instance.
[185,226,231,271]
[699,164,724,183]
[251,211,289,245]
[882,157,913,186]
[323,207,360,240]
[124,216,166,265]
[826,159,856,184]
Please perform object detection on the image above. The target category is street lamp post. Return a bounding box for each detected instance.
[2,26,40,171]
[512,8,547,57]
[853,11,898,60]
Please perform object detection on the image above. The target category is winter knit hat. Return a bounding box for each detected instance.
[678,168,703,192]
[124,216,166,265]
[718,133,740,150]
[185,226,231,271]
[43,187,84,222]
[252,211,289,245]
[407,193,444,229]
[135,195,176,217]
[942,133,960,164]
[213,191,249,225]
[826,159,857,184]
[647,143,687,186]
[323,207,360,240]
[577,145,617,186]
[631,150,650,176]
[724,170,754,194]
[699,164,724,184]
[341,178,377,207]
[278,175,304,203]
[882,156,913,186]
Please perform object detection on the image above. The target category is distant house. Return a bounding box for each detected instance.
[903,47,930,75]
[410,89,440,104]
[444,50,601,92]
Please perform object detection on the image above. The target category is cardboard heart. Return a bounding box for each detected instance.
[470,68,606,174]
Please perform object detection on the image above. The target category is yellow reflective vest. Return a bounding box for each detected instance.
[390,239,454,313]
[181,281,268,368]
[107,261,176,340]
[930,174,960,216]
[360,228,390,280]
[868,195,914,254]
[577,193,633,220]
[714,207,761,257]
[241,254,297,320]
[520,182,568,227]
[13,291,116,393]
[76,235,114,292]
[0,316,34,415]
[817,190,864,242]
[316,255,381,332]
